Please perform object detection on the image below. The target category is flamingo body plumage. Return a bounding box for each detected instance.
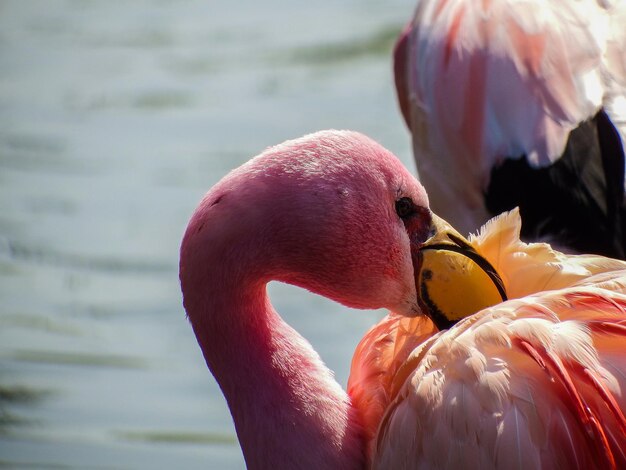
[180,131,626,469]
[394,0,626,257]
[350,209,626,468]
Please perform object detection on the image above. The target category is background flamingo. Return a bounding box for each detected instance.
[180,130,626,468]
[394,0,626,258]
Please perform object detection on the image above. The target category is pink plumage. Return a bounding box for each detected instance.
[350,210,626,468]
[351,209,626,469]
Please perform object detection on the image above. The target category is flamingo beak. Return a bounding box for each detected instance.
[411,214,507,330]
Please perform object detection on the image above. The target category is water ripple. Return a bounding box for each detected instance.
[4,240,173,275]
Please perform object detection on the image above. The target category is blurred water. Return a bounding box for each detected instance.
[0,1,415,468]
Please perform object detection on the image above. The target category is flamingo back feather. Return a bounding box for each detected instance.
[403,0,615,170]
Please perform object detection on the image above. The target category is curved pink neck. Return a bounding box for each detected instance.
[184,268,365,469]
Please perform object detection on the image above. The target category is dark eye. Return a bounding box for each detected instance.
[395,197,415,219]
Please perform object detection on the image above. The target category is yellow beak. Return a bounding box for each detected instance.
[412,214,507,330]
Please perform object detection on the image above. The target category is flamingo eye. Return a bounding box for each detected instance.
[395,197,415,219]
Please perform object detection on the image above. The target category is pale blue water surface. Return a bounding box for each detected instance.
[0,1,415,468]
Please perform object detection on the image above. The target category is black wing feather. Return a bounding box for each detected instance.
[484,110,626,259]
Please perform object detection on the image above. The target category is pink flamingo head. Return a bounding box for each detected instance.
[181,130,431,316]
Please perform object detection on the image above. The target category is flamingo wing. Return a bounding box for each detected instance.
[372,282,626,469]
[349,210,626,468]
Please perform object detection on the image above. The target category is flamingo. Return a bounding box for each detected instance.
[394,0,626,258]
[180,130,626,468]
